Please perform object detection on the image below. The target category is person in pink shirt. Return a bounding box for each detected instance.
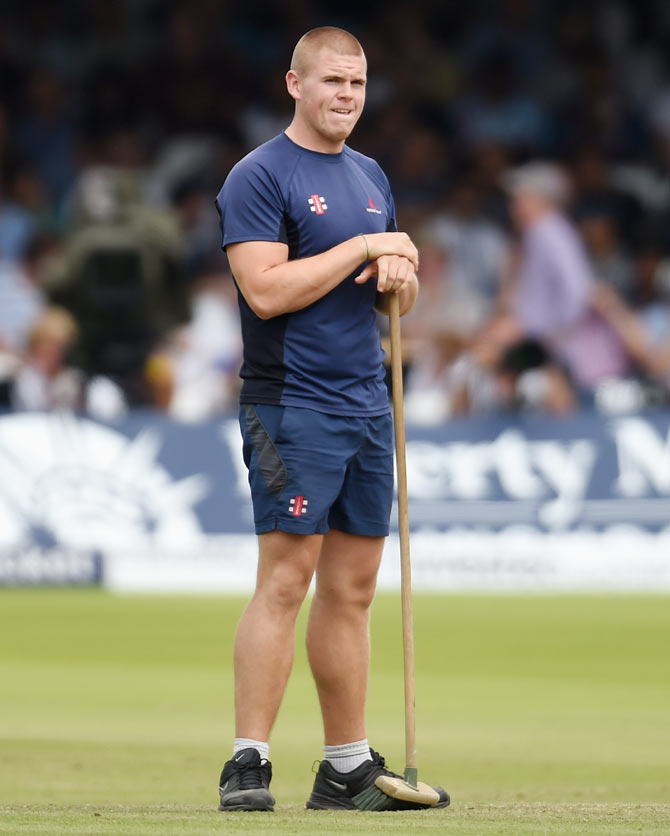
[503,162,630,394]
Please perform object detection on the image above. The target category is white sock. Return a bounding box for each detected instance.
[324,739,372,773]
[233,737,270,762]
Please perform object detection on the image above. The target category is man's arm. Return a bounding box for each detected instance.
[227,232,419,320]
[592,281,670,380]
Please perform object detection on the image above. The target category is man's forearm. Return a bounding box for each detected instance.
[229,232,419,320]
[247,237,368,319]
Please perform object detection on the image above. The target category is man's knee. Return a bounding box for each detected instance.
[315,532,382,612]
[255,531,320,613]
[316,572,378,612]
[260,562,313,611]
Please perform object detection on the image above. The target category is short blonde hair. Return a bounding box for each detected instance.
[290,26,364,77]
[28,307,79,351]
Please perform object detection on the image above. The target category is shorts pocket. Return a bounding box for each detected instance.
[245,405,287,499]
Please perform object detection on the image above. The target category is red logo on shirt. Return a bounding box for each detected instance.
[308,194,327,214]
[289,495,308,516]
[366,197,382,214]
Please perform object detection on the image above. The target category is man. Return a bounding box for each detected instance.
[502,161,629,394]
[214,27,449,812]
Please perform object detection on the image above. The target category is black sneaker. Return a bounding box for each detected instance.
[306,748,450,811]
[217,747,275,812]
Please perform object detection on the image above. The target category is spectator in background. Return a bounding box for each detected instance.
[636,254,670,390]
[142,3,242,137]
[1,162,55,262]
[3,1,670,422]
[445,318,575,419]
[577,209,635,301]
[404,229,492,341]
[8,302,129,421]
[0,18,23,117]
[501,161,630,398]
[0,174,35,263]
[459,0,551,86]
[0,101,50,262]
[385,127,451,226]
[556,46,646,161]
[16,69,77,207]
[11,306,83,411]
[494,336,576,414]
[0,232,55,355]
[569,146,643,254]
[592,248,670,399]
[468,142,513,228]
[455,47,551,155]
[402,234,484,423]
[170,177,222,277]
[420,174,509,309]
[240,72,295,149]
[45,166,190,406]
[147,262,241,422]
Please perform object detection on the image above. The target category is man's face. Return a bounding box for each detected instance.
[287,47,367,152]
[510,190,546,228]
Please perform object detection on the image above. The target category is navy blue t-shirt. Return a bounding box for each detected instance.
[215,132,397,417]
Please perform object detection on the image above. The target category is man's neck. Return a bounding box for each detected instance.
[284,121,344,154]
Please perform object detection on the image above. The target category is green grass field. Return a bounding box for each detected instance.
[1,590,669,835]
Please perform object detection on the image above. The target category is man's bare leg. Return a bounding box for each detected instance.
[306,530,384,744]
[234,530,322,740]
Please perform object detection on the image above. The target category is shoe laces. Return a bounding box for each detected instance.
[369,749,401,779]
[236,759,269,790]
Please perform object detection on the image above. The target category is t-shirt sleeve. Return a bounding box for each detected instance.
[215,158,288,249]
[386,192,398,232]
[378,163,397,232]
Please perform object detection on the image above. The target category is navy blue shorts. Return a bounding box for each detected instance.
[240,404,394,537]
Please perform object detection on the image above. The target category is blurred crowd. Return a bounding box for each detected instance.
[1,0,670,422]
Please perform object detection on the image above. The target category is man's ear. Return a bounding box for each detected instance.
[286,70,301,101]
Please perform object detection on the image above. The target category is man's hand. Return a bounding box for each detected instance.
[355,255,417,294]
[360,232,419,271]
[355,255,419,317]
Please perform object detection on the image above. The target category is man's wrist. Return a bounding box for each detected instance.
[358,233,369,261]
